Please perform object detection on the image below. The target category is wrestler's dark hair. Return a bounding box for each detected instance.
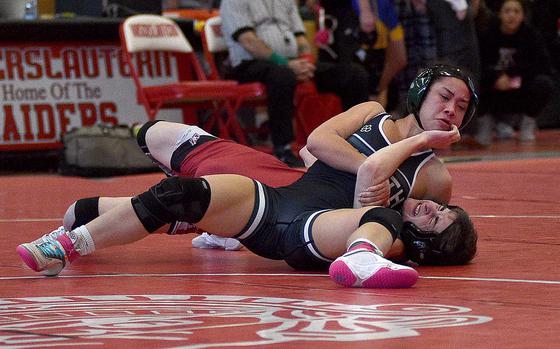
[401,205,478,266]
[438,206,478,264]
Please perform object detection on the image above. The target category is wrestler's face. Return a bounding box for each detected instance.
[500,0,524,34]
[402,198,456,233]
[418,77,470,131]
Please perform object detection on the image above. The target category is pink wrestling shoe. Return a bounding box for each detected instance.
[329,250,418,288]
[17,233,79,276]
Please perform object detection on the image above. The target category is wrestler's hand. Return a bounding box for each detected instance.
[422,124,461,149]
[358,179,391,207]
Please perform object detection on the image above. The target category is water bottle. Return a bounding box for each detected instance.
[23,0,38,20]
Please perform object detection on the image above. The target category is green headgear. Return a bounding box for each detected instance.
[407,64,479,130]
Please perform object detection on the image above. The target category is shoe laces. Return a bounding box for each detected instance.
[38,226,67,243]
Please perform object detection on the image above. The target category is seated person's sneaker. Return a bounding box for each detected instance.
[17,240,69,276]
[191,233,243,251]
[475,114,494,146]
[519,115,536,142]
[31,226,67,244]
[329,250,418,288]
[495,121,515,139]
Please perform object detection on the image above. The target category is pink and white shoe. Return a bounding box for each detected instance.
[329,250,418,288]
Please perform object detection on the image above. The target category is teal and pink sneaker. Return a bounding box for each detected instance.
[17,232,79,277]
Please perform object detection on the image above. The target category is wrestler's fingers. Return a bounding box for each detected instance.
[359,189,389,199]
[359,196,390,206]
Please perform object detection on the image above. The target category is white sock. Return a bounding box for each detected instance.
[67,225,96,256]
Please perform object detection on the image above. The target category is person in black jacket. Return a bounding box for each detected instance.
[475,0,554,145]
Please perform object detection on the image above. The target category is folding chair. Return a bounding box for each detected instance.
[202,16,269,144]
[119,14,248,143]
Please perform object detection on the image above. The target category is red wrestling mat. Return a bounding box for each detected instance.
[1,146,560,348]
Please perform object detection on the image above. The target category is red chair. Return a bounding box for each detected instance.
[119,14,248,142]
[201,16,342,147]
[202,16,268,145]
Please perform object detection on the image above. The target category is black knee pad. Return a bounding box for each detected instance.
[359,207,402,242]
[71,197,100,229]
[131,177,211,233]
[136,120,161,154]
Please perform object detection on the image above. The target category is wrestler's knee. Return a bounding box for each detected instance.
[63,197,100,231]
[131,177,211,233]
[359,207,402,242]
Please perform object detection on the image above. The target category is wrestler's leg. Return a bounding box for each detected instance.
[57,194,239,250]
[56,192,241,251]
[17,174,256,275]
[29,197,147,246]
[140,120,205,173]
[139,120,262,249]
[63,197,130,230]
[311,207,395,259]
[311,207,418,288]
[83,175,255,249]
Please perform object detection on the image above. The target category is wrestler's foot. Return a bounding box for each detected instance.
[191,233,243,251]
[17,239,69,276]
[17,232,80,276]
[31,226,67,244]
[329,250,418,288]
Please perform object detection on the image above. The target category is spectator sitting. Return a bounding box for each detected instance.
[475,0,554,145]
[220,0,369,167]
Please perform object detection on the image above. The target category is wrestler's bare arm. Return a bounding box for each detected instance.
[306,101,385,173]
[353,125,460,208]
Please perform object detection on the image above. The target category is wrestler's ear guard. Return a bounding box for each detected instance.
[400,222,443,265]
[407,64,479,130]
